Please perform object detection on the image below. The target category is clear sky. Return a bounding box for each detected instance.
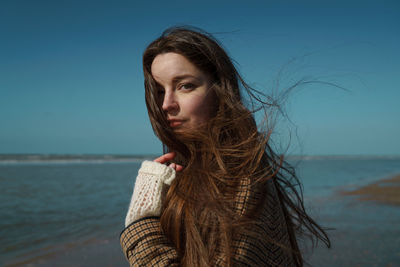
[1,0,399,155]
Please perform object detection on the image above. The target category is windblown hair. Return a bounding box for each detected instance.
[143,27,330,266]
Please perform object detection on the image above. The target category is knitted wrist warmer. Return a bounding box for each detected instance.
[125,161,176,227]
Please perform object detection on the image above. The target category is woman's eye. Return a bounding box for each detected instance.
[180,83,195,90]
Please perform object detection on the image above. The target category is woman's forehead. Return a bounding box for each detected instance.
[151,53,207,84]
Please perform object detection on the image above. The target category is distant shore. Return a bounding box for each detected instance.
[340,174,400,206]
[1,154,399,164]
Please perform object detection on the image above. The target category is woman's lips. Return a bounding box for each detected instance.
[168,120,184,127]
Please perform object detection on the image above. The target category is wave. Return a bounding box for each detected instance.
[0,154,155,165]
[1,154,399,165]
[286,154,400,161]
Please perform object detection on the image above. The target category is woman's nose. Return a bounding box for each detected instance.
[162,91,178,113]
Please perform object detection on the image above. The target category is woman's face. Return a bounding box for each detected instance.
[151,52,216,131]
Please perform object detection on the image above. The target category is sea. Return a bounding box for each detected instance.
[1,154,400,266]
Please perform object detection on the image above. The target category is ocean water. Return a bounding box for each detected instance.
[1,155,400,266]
[0,158,142,266]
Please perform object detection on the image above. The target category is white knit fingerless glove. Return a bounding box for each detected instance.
[125,161,176,227]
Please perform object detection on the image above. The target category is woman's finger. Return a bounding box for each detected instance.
[154,152,183,171]
[169,163,183,172]
[175,164,184,172]
[153,152,176,164]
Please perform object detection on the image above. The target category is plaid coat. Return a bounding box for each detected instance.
[120,177,296,266]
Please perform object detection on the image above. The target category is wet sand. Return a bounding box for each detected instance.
[340,174,400,206]
[308,173,400,266]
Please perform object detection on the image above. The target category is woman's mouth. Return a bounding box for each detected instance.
[168,119,184,128]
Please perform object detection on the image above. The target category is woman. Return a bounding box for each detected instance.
[120,27,330,266]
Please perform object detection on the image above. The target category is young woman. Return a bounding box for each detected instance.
[120,27,330,266]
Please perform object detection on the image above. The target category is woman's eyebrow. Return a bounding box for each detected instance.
[171,74,200,83]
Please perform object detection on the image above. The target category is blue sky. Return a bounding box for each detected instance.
[1,0,399,155]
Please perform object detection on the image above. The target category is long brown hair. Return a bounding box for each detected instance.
[143,27,330,266]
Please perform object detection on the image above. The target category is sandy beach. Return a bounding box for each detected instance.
[340,174,400,206]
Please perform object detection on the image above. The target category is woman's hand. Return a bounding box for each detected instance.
[125,158,178,226]
[154,152,183,172]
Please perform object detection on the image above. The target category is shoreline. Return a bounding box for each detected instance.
[340,174,400,206]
